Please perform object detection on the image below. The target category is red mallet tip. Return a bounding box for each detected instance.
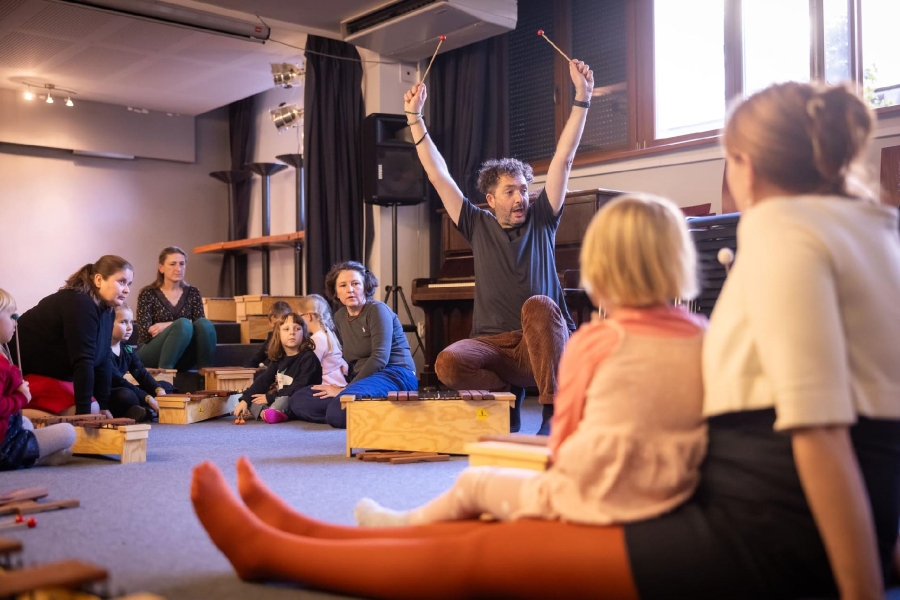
[537,29,544,36]
[440,35,446,41]
[15,515,23,523]
[27,517,37,528]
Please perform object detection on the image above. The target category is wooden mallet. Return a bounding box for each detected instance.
[537,29,571,62]
[420,35,446,83]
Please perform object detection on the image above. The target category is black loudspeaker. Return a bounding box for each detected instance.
[362,113,427,206]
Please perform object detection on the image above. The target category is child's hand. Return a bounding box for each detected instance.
[312,384,344,399]
[147,397,160,413]
[155,387,167,396]
[233,400,248,417]
[250,394,268,405]
[17,381,31,402]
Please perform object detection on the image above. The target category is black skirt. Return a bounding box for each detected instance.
[624,409,900,599]
[0,413,40,471]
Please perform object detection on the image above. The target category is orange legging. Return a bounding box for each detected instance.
[192,459,639,600]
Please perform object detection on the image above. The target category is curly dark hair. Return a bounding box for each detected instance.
[324,261,379,303]
[476,158,534,196]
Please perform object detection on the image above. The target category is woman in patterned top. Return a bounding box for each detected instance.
[136,247,216,370]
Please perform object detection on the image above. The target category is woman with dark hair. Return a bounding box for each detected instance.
[289,261,417,429]
[190,82,900,599]
[12,255,133,416]
[135,246,216,370]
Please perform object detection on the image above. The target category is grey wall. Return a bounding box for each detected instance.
[0,104,230,312]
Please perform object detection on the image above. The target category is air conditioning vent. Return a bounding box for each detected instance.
[342,0,516,61]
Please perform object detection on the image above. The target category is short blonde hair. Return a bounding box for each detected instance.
[115,303,133,318]
[580,194,697,308]
[0,288,16,315]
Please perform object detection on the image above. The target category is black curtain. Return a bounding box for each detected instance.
[217,95,256,297]
[304,36,365,296]
[428,36,509,274]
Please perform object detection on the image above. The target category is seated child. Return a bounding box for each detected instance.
[1,288,76,470]
[264,295,347,424]
[245,301,293,368]
[109,304,173,423]
[355,194,708,526]
[233,313,322,422]
[187,194,707,596]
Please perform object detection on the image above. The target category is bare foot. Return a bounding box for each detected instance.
[190,461,273,581]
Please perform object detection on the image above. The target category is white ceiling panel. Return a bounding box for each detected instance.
[102,19,195,51]
[22,3,112,38]
[47,44,146,79]
[0,31,72,68]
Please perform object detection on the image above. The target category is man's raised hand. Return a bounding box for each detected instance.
[404,82,427,116]
[570,60,594,100]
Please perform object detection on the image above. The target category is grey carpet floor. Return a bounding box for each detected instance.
[1,399,544,600]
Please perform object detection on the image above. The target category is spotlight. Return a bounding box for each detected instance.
[66,97,74,107]
[46,92,53,104]
[271,63,304,88]
[270,103,303,133]
[23,89,34,100]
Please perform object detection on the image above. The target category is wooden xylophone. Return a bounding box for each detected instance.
[29,415,150,464]
[157,390,240,424]
[340,390,516,457]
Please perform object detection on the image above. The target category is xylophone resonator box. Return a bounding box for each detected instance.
[157,391,239,425]
[29,415,150,464]
[340,390,515,457]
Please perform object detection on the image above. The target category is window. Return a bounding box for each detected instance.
[653,0,725,139]
[509,0,893,169]
[860,0,900,107]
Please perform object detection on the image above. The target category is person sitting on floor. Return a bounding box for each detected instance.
[287,262,417,430]
[1,287,76,470]
[233,312,321,423]
[244,300,293,368]
[135,246,216,371]
[12,255,133,417]
[265,294,348,424]
[109,303,174,423]
[189,81,900,599]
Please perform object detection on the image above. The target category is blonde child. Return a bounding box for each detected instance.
[245,300,293,368]
[233,313,321,422]
[1,288,76,470]
[354,194,707,526]
[109,304,173,423]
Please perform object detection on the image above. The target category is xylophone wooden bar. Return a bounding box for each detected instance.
[0,559,108,597]
[340,390,516,457]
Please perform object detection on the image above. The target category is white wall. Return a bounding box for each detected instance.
[0,106,230,313]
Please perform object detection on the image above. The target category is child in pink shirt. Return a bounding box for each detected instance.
[355,193,707,526]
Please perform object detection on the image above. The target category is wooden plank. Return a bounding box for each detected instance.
[235,295,304,320]
[389,454,450,464]
[239,315,271,343]
[0,559,108,596]
[0,535,22,556]
[200,368,257,392]
[0,487,49,506]
[13,499,80,516]
[202,297,237,321]
[465,440,552,472]
[194,231,305,255]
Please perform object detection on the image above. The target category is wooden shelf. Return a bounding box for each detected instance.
[194,231,305,255]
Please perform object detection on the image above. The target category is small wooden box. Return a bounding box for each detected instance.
[340,392,515,457]
[465,440,551,472]
[239,314,272,343]
[203,297,237,321]
[235,295,305,321]
[124,368,176,387]
[198,367,257,392]
[157,392,239,425]
[31,416,150,464]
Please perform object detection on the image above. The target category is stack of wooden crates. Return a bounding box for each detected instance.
[202,295,306,343]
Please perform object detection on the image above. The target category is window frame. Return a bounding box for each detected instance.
[528,0,890,172]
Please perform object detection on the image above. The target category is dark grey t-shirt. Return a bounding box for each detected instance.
[457,188,574,337]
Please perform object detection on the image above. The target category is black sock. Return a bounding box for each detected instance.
[537,403,554,436]
[509,386,525,433]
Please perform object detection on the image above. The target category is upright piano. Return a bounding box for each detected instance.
[411,188,624,386]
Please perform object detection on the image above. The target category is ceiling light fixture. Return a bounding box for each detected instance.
[271,63,304,89]
[20,82,78,107]
[270,103,303,133]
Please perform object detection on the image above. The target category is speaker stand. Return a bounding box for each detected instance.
[382,202,424,358]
